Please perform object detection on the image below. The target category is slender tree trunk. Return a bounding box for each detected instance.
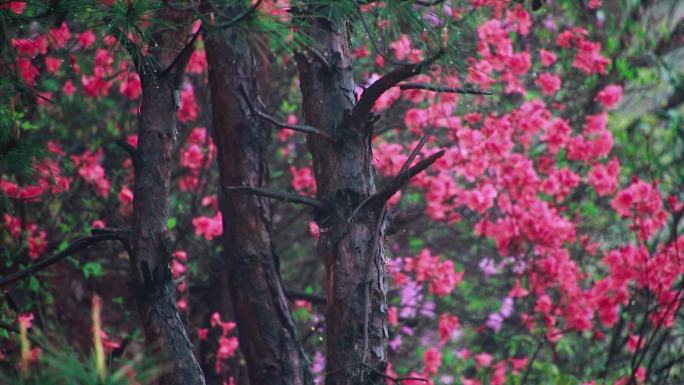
[203,5,313,385]
[295,13,389,385]
[129,7,205,385]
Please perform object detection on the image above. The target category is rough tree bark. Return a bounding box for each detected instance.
[293,6,444,385]
[203,4,313,385]
[127,6,205,385]
[294,12,390,385]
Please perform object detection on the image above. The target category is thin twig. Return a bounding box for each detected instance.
[162,24,203,81]
[350,50,444,130]
[0,320,18,334]
[284,288,326,305]
[110,26,152,76]
[224,186,325,209]
[521,338,546,385]
[415,0,446,6]
[349,127,441,222]
[362,363,428,384]
[0,229,128,287]
[399,83,492,95]
[116,139,138,161]
[238,85,335,142]
[209,0,263,30]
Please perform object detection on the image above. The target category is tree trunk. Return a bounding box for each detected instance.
[130,7,205,385]
[295,13,389,385]
[203,6,313,385]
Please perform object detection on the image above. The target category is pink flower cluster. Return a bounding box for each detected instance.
[3,215,46,259]
[203,312,239,375]
[179,127,215,192]
[393,248,463,297]
[70,148,111,197]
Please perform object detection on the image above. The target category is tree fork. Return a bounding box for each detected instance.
[295,6,392,385]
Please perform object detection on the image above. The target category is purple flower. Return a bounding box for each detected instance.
[400,280,422,318]
[500,297,514,318]
[479,258,497,277]
[419,300,436,319]
[508,257,527,274]
[422,11,443,27]
[312,351,325,373]
[389,335,403,351]
[486,312,503,333]
[420,330,435,346]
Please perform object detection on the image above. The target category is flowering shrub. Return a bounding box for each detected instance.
[1,1,682,385]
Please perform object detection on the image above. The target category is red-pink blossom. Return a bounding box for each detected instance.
[192,212,223,241]
[423,347,442,375]
[506,4,531,36]
[587,158,619,196]
[18,313,34,329]
[187,48,207,74]
[177,84,199,123]
[389,35,413,61]
[588,0,602,9]
[44,56,62,74]
[290,166,316,195]
[71,149,111,196]
[62,79,76,95]
[573,40,610,75]
[18,58,40,86]
[595,84,623,110]
[535,73,561,96]
[78,30,97,48]
[216,336,239,360]
[119,72,142,100]
[49,22,71,49]
[474,352,493,368]
[539,49,557,66]
[0,1,26,13]
[118,186,133,205]
[438,314,459,345]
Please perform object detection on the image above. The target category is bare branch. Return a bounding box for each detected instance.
[238,85,335,142]
[398,126,435,179]
[0,229,129,288]
[0,320,18,334]
[110,26,152,76]
[374,149,445,204]
[399,83,493,95]
[284,288,326,305]
[116,139,138,161]
[162,24,203,82]
[224,186,325,210]
[414,0,446,6]
[351,51,444,130]
[349,128,441,223]
[361,363,428,384]
[209,0,263,30]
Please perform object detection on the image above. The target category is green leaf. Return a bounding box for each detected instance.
[408,237,424,253]
[406,192,421,204]
[167,217,177,230]
[58,240,70,251]
[29,276,40,292]
[581,200,599,218]
[82,262,103,278]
